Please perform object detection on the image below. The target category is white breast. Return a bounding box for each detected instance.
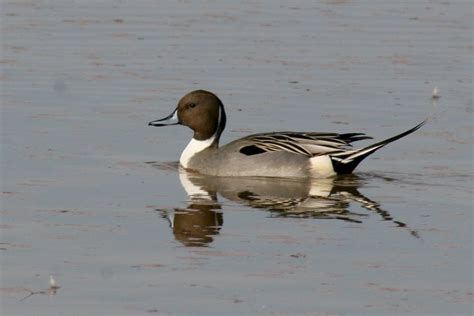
[179,135,216,168]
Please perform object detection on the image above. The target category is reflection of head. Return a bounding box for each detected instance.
[171,203,223,247]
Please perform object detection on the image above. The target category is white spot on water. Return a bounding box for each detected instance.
[432,86,440,99]
[49,275,60,289]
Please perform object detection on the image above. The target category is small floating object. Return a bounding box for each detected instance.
[432,86,440,99]
[49,275,60,290]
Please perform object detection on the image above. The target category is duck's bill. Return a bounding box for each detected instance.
[148,109,180,127]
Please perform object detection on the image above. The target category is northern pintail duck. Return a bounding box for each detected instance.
[149,90,425,178]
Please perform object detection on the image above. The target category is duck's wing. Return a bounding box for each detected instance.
[239,131,373,157]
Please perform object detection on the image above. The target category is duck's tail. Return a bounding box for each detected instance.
[330,120,426,174]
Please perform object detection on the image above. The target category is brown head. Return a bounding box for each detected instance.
[149,90,227,144]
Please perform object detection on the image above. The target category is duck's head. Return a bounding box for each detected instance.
[149,90,226,143]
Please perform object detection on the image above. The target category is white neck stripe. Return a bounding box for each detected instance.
[180,133,216,168]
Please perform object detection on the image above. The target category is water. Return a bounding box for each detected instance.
[1,0,472,315]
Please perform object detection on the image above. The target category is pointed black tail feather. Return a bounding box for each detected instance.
[338,133,374,144]
[331,120,426,174]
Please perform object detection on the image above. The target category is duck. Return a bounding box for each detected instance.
[148,90,425,178]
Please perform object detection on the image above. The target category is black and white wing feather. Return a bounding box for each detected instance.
[239,132,373,157]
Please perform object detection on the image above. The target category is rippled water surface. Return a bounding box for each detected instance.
[1,0,473,315]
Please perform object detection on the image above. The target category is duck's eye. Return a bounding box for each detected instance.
[188,103,197,108]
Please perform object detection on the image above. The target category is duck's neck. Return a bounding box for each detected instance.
[180,133,217,168]
[180,104,226,168]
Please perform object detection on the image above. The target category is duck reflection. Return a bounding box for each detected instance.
[160,199,223,247]
[152,162,418,247]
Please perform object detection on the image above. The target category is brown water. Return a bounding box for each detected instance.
[1,0,473,315]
